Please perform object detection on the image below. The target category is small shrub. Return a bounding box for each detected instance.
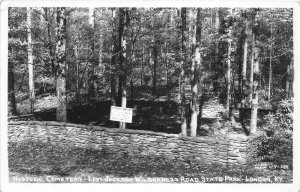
[257,99,293,169]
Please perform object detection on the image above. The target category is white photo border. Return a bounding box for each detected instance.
[1,0,299,192]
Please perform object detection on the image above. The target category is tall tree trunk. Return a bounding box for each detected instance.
[188,10,193,52]
[65,14,70,93]
[44,8,56,78]
[117,9,125,106]
[268,25,272,101]
[190,8,201,137]
[141,45,144,86]
[152,41,158,97]
[8,46,17,116]
[118,8,130,129]
[286,56,293,99]
[130,79,134,105]
[88,7,95,99]
[27,7,35,113]
[74,43,80,101]
[213,8,220,93]
[226,40,232,118]
[250,29,255,103]
[240,12,249,123]
[56,7,67,122]
[165,41,170,101]
[250,9,260,134]
[110,8,117,106]
[180,8,187,136]
[148,46,154,90]
[226,9,233,119]
[117,11,123,105]
[290,56,294,98]
[151,11,157,98]
[99,37,103,73]
[241,13,249,107]
[96,10,104,96]
[286,63,290,98]
[110,43,116,106]
[175,8,181,102]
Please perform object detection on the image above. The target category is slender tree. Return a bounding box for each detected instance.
[190,8,202,137]
[164,41,171,101]
[226,9,233,118]
[249,12,256,104]
[118,8,130,129]
[44,8,56,77]
[151,10,158,97]
[286,55,293,99]
[225,9,233,119]
[98,10,103,74]
[180,8,187,136]
[74,41,80,101]
[117,9,124,106]
[250,9,260,134]
[152,41,158,97]
[27,7,35,113]
[8,45,17,116]
[141,44,144,87]
[88,7,96,99]
[56,7,67,122]
[212,8,220,93]
[267,23,273,101]
[241,10,249,107]
[110,8,117,106]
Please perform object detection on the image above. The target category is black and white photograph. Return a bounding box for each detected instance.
[1,0,299,191]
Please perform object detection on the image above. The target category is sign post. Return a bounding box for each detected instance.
[110,106,133,124]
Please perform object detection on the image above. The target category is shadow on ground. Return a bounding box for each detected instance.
[33,100,182,134]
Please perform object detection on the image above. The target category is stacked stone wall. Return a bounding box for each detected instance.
[8,121,263,166]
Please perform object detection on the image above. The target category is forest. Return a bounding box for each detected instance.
[8,7,293,168]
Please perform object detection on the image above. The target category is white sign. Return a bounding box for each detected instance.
[110,106,133,123]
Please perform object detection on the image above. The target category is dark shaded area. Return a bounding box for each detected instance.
[31,99,275,135]
[33,100,182,134]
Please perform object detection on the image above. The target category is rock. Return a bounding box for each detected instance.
[147,137,157,142]
[236,157,247,164]
[120,137,129,143]
[166,143,177,149]
[228,151,239,157]
[239,147,247,152]
[130,135,140,142]
[217,147,228,152]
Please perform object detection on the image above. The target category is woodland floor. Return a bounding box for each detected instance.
[8,141,293,183]
[15,93,264,137]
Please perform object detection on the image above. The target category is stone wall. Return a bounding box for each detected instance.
[8,121,264,166]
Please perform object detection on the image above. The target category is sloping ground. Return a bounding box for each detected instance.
[17,95,57,114]
[14,90,270,137]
